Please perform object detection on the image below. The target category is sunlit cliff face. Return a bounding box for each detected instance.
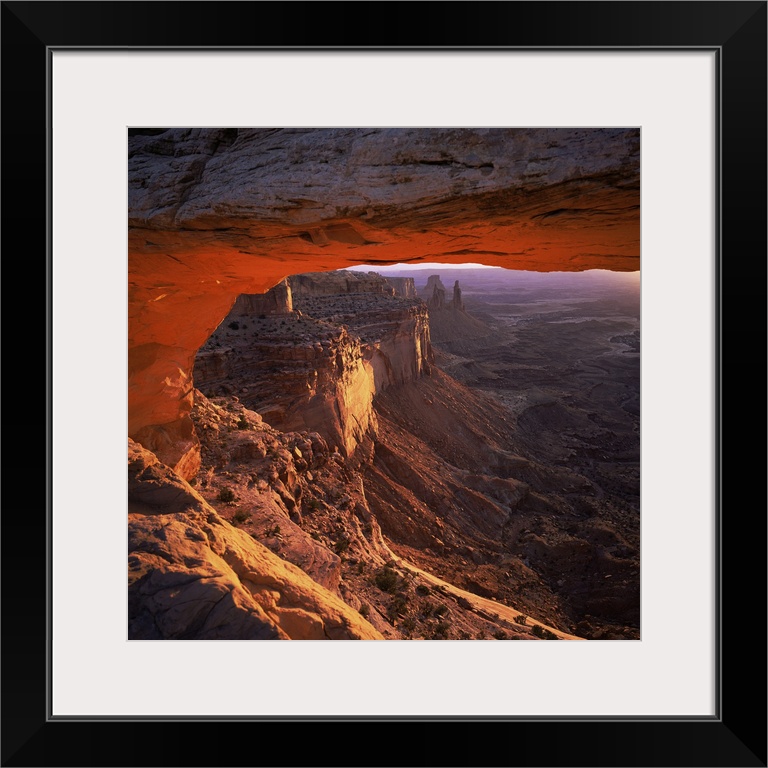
[128,128,640,475]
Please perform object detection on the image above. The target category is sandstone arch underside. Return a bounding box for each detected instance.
[129,128,640,475]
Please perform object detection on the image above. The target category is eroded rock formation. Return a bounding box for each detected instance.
[127,128,639,641]
[453,280,464,311]
[128,438,383,640]
[384,276,416,299]
[166,392,577,641]
[195,317,376,460]
[129,128,639,473]
[129,264,636,640]
[232,278,293,316]
[193,271,433,459]
[289,272,433,389]
[423,275,447,311]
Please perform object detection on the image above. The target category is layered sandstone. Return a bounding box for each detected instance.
[194,314,377,460]
[184,391,577,640]
[129,128,639,472]
[290,273,433,390]
[128,438,382,640]
[384,276,416,299]
[232,278,293,316]
[194,271,433,457]
[132,277,614,640]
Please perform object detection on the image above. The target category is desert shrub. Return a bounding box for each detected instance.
[434,604,449,617]
[228,321,240,330]
[264,524,281,537]
[374,567,399,593]
[532,624,559,640]
[236,416,249,430]
[310,531,321,541]
[415,584,431,597]
[334,538,350,555]
[514,614,528,625]
[492,630,507,640]
[358,603,370,619]
[387,594,409,621]
[217,488,236,503]
[432,621,451,639]
[231,509,250,526]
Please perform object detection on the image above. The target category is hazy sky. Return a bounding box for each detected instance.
[348,262,501,273]
[348,263,639,278]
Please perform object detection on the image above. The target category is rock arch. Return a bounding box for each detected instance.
[129,128,640,475]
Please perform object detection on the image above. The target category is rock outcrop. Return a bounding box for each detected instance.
[422,275,447,311]
[452,280,464,311]
[132,277,625,641]
[129,127,639,482]
[290,270,394,298]
[183,388,578,640]
[194,315,377,460]
[128,438,383,640]
[194,271,434,457]
[421,275,464,312]
[384,276,416,299]
[288,270,415,300]
[232,279,293,316]
[290,272,433,390]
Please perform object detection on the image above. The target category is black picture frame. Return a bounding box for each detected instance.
[3,2,765,766]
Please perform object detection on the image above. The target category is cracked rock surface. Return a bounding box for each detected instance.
[128,438,383,640]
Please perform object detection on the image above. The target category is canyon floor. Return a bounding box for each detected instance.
[133,267,641,641]
[385,267,640,638]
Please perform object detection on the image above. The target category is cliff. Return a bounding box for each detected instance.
[384,276,417,299]
[289,270,416,300]
[134,390,575,641]
[291,277,433,390]
[194,271,434,458]
[231,278,293,315]
[194,314,377,460]
[132,273,622,641]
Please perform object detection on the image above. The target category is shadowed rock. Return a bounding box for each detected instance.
[453,280,464,311]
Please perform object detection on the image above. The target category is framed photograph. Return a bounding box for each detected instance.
[5,1,765,765]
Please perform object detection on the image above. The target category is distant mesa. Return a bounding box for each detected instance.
[420,274,466,313]
[288,270,416,300]
[232,277,293,316]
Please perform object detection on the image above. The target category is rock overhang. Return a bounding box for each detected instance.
[128,127,640,473]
